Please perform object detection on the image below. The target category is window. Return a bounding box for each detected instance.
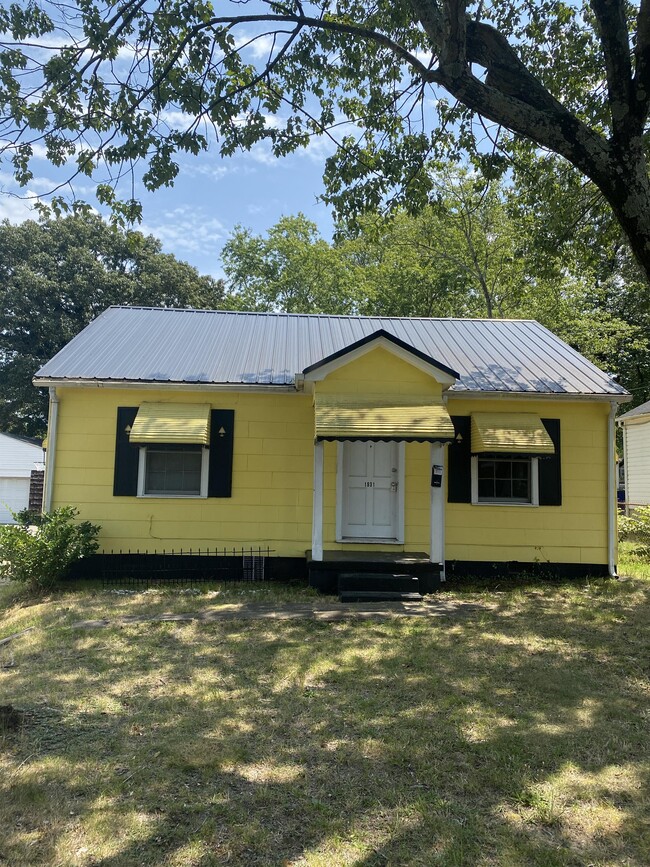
[137,445,209,498]
[471,456,539,506]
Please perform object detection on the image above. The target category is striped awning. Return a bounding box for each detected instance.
[129,403,211,445]
[315,394,455,441]
[471,413,554,454]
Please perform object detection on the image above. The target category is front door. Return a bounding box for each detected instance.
[339,441,401,540]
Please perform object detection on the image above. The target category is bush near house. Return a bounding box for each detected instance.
[0,506,99,593]
[619,505,650,556]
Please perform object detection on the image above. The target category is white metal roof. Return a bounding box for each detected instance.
[34,306,629,398]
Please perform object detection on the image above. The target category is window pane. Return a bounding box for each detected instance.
[512,479,530,499]
[511,462,529,479]
[477,457,531,503]
[478,461,495,480]
[145,449,202,495]
[478,479,495,498]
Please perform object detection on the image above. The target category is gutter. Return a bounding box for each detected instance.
[446,391,631,404]
[33,378,297,394]
[42,387,59,514]
[608,400,618,577]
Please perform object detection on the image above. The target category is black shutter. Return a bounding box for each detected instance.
[208,409,235,497]
[448,416,472,503]
[539,419,562,506]
[113,407,139,496]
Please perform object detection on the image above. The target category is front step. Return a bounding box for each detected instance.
[338,572,420,593]
[338,572,423,603]
[339,590,424,603]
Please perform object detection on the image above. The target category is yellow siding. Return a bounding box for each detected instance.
[315,346,444,397]
[446,398,610,565]
[50,348,612,567]
[53,388,315,557]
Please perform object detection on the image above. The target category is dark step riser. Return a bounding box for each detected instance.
[319,565,433,575]
[338,572,419,593]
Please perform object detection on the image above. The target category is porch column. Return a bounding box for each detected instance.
[430,443,446,581]
[312,440,324,561]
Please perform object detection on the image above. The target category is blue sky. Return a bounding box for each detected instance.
[0,140,336,280]
[137,143,336,279]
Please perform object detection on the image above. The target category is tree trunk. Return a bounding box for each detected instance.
[595,151,650,284]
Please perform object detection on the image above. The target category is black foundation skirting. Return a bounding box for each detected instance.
[444,560,611,579]
[65,553,610,584]
[66,553,308,582]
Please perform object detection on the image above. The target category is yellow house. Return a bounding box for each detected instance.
[34,307,630,591]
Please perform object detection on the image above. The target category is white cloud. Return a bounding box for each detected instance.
[248,141,281,167]
[184,163,231,182]
[0,192,38,223]
[159,109,196,129]
[141,206,226,255]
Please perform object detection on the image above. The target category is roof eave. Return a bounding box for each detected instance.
[33,377,298,393]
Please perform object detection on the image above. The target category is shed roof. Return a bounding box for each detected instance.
[618,398,650,421]
[34,306,629,398]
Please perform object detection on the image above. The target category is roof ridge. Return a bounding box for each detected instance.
[106,305,538,323]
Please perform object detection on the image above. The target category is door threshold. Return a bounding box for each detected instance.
[338,537,402,545]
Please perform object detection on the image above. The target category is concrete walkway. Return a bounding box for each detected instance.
[0,598,483,646]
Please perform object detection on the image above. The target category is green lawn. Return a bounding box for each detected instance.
[1,558,649,866]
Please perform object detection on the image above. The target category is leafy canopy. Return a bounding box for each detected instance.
[1,0,649,281]
[0,214,225,436]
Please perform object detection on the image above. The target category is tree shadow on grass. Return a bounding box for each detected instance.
[1,588,649,866]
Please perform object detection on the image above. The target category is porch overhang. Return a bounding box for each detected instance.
[314,394,455,442]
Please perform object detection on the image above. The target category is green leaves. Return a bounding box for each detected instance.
[0,214,225,436]
[0,506,100,593]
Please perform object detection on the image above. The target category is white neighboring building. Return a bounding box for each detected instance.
[0,432,45,523]
[618,400,650,512]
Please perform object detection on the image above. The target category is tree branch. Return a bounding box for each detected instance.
[198,12,443,85]
[633,0,650,123]
[410,0,612,183]
[440,0,466,70]
[589,0,635,137]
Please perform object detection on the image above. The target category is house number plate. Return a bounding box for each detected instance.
[364,481,375,487]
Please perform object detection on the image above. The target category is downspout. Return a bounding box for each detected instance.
[621,417,629,516]
[608,400,617,577]
[43,387,59,514]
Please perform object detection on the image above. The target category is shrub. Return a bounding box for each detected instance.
[618,505,650,555]
[0,506,100,593]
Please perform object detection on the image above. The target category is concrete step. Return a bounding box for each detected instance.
[338,572,420,593]
[339,590,424,603]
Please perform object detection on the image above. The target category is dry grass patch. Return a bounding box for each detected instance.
[0,579,322,642]
[1,574,649,865]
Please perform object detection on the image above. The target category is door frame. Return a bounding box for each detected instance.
[336,441,405,543]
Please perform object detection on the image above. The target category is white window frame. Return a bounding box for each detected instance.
[471,455,539,507]
[137,445,209,498]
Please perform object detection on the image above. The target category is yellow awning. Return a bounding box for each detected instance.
[471,412,554,454]
[129,403,211,445]
[315,394,455,441]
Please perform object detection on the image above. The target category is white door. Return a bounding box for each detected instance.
[340,441,401,540]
